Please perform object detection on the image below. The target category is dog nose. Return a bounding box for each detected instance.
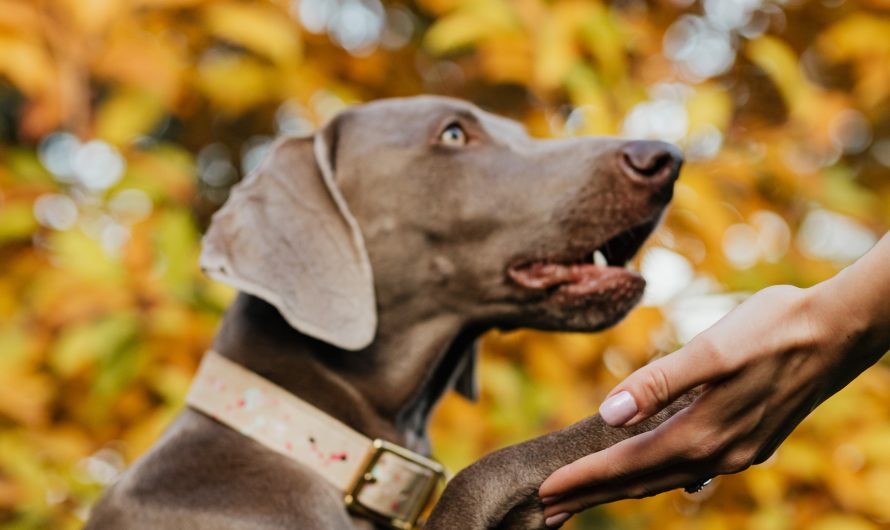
[619,140,683,187]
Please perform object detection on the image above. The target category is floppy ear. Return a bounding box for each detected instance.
[200,130,377,351]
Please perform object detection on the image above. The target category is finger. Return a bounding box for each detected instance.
[539,408,692,498]
[545,381,775,510]
[600,335,734,427]
[543,511,572,528]
[542,466,711,518]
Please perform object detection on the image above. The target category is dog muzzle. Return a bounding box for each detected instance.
[186,350,445,529]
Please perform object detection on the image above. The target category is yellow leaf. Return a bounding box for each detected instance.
[47,230,124,283]
[563,65,618,135]
[810,514,878,530]
[121,405,179,459]
[686,83,733,133]
[424,0,518,55]
[578,2,627,82]
[775,439,826,482]
[0,325,29,368]
[416,0,465,16]
[28,425,92,462]
[96,26,186,105]
[203,2,301,65]
[746,506,790,530]
[478,36,532,84]
[861,468,890,520]
[124,144,196,204]
[197,54,275,114]
[854,426,890,467]
[132,0,206,7]
[58,0,121,35]
[0,475,23,509]
[524,334,576,385]
[0,434,53,509]
[819,13,890,62]
[743,466,786,506]
[49,313,139,377]
[154,209,201,297]
[0,370,53,427]
[95,88,166,146]
[0,34,55,96]
[534,7,579,90]
[745,35,819,120]
[0,202,37,243]
[0,0,42,34]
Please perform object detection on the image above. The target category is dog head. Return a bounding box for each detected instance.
[201,95,681,353]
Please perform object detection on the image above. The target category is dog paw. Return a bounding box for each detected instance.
[424,447,548,530]
[493,497,548,530]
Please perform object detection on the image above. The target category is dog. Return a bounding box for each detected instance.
[86,95,683,529]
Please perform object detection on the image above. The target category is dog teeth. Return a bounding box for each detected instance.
[593,250,608,267]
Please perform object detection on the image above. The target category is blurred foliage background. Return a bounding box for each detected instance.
[0,0,888,528]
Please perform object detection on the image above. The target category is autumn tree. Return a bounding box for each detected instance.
[0,0,888,528]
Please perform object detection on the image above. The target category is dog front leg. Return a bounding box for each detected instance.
[425,394,695,530]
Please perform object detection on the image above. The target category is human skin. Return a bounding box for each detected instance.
[538,232,890,527]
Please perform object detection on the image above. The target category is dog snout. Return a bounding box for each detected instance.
[619,140,683,188]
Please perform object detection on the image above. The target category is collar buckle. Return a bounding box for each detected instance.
[345,439,445,529]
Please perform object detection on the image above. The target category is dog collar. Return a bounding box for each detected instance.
[186,350,445,529]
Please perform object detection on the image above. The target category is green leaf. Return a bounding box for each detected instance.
[50,313,139,377]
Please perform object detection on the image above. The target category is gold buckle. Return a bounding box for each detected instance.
[345,439,445,529]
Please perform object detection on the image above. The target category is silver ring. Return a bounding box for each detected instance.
[683,477,713,494]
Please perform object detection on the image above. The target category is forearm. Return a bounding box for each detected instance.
[533,232,890,523]
[809,231,890,369]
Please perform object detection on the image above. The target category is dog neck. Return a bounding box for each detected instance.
[210,294,472,454]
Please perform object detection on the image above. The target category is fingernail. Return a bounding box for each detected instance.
[599,390,638,426]
[545,512,571,527]
[541,496,558,504]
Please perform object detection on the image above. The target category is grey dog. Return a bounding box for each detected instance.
[86,96,686,529]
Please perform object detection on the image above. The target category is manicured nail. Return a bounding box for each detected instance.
[541,496,558,504]
[599,390,638,426]
[545,512,571,527]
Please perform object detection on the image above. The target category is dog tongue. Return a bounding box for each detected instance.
[508,262,609,290]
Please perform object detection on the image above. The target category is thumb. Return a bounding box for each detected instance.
[599,337,730,427]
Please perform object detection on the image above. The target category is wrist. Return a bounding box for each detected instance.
[830,234,890,347]
[806,266,889,367]
[808,272,870,338]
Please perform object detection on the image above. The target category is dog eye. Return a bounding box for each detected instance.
[439,123,468,147]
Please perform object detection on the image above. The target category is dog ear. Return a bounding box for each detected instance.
[200,126,376,351]
[453,341,479,402]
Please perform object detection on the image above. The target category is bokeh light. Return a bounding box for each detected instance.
[0,1,887,529]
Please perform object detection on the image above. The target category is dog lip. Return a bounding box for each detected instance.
[551,267,645,303]
[506,261,644,295]
[504,214,659,310]
[505,216,659,287]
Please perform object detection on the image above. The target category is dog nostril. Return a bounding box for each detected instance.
[622,151,672,177]
[620,140,683,185]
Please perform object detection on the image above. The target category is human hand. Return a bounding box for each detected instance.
[538,279,888,526]
[425,394,696,530]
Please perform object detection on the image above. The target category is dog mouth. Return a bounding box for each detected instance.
[507,219,658,305]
